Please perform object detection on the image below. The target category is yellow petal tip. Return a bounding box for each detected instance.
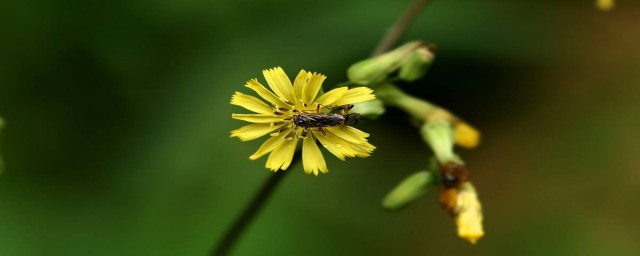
[454,123,480,149]
[463,234,483,245]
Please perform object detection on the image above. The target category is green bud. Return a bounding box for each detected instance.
[348,41,424,86]
[382,171,435,211]
[427,156,439,173]
[421,121,455,163]
[351,99,385,119]
[398,47,434,82]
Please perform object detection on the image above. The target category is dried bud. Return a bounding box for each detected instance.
[439,187,458,214]
[439,162,470,189]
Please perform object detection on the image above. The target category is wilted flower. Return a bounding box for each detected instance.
[454,186,484,244]
[440,183,484,244]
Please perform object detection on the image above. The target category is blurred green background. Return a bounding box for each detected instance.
[1,0,640,255]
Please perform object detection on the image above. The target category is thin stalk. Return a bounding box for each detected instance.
[212,156,297,256]
[372,0,432,56]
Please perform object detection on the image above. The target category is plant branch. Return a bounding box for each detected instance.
[372,0,433,56]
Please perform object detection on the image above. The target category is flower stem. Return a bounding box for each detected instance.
[375,83,460,123]
[212,159,295,256]
[372,0,433,56]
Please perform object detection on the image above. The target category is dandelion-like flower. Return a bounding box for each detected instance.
[230,67,376,175]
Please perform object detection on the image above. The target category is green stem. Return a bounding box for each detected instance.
[212,165,293,256]
[375,83,437,119]
[375,83,460,123]
[376,84,466,164]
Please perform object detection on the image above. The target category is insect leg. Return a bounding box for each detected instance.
[318,127,327,136]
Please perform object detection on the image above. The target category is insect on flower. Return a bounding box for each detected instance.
[290,104,362,137]
[230,67,376,175]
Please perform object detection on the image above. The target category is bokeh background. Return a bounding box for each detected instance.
[1,0,640,255]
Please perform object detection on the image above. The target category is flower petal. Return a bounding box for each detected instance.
[230,92,273,114]
[302,72,326,105]
[263,67,295,103]
[232,114,285,123]
[350,141,376,157]
[455,188,484,244]
[292,70,311,107]
[245,79,288,108]
[302,133,328,175]
[314,129,374,160]
[332,87,376,106]
[326,126,370,144]
[249,129,291,159]
[313,130,350,160]
[315,87,348,106]
[265,136,299,171]
[230,123,286,141]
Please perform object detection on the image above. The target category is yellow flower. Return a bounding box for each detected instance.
[454,187,484,244]
[230,67,376,175]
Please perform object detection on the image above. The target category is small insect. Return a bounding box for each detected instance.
[292,113,361,128]
[290,104,361,136]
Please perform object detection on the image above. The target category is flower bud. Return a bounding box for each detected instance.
[351,99,385,119]
[382,171,435,211]
[453,122,480,149]
[348,41,424,86]
[421,121,455,163]
[398,47,434,82]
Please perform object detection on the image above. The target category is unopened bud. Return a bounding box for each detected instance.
[398,47,434,82]
[453,122,480,149]
[382,171,434,211]
[421,121,455,163]
[351,99,385,119]
[348,41,425,86]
